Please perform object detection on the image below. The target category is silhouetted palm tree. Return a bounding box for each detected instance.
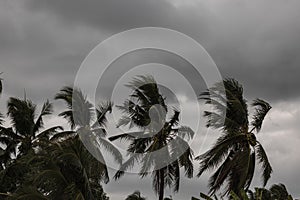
[109,76,194,200]
[125,191,146,200]
[196,78,272,197]
[55,86,122,183]
[2,136,109,200]
[0,97,62,167]
[270,183,293,200]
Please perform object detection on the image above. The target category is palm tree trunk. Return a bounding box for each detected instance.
[158,168,164,200]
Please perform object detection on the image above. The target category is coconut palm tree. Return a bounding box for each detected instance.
[196,78,272,197]
[2,136,109,200]
[0,97,62,168]
[247,183,293,200]
[125,191,146,200]
[269,183,293,200]
[55,86,122,183]
[0,97,63,197]
[198,183,294,200]
[109,75,194,200]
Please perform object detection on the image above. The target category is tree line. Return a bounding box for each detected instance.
[0,75,294,199]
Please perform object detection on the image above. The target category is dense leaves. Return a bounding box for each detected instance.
[0,75,291,200]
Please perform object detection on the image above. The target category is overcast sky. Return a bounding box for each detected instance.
[1,0,300,199]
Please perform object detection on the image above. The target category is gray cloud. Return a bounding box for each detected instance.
[18,0,300,102]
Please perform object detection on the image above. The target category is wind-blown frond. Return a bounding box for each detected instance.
[196,134,248,177]
[97,137,122,165]
[200,78,249,133]
[55,86,93,128]
[7,97,36,136]
[114,154,141,180]
[109,131,149,142]
[92,101,112,128]
[256,142,272,186]
[251,99,271,133]
[244,151,256,190]
[36,126,63,141]
[33,100,53,134]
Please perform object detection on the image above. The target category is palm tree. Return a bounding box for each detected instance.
[0,97,62,168]
[269,183,293,200]
[0,96,62,197]
[196,78,272,197]
[109,75,194,200]
[55,86,122,183]
[2,136,109,200]
[198,183,294,200]
[125,191,146,200]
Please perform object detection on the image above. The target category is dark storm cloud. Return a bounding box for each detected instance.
[22,0,300,102]
[26,0,174,31]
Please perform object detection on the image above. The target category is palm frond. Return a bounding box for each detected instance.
[244,151,256,190]
[207,152,234,194]
[196,134,247,177]
[54,86,73,108]
[7,97,36,136]
[97,137,123,165]
[92,101,113,128]
[251,99,271,133]
[33,100,53,134]
[256,142,272,186]
[114,154,141,180]
[109,132,144,142]
[200,78,249,133]
[56,86,93,128]
[58,110,75,129]
[36,126,63,140]
[50,131,76,142]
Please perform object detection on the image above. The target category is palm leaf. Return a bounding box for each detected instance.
[196,134,247,177]
[7,97,36,136]
[33,100,53,134]
[255,142,272,186]
[92,101,112,128]
[251,99,271,133]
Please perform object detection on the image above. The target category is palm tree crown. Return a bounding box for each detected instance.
[196,78,272,197]
[109,75,194,200]
[55,86,122,183]
[0,97,62,167]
